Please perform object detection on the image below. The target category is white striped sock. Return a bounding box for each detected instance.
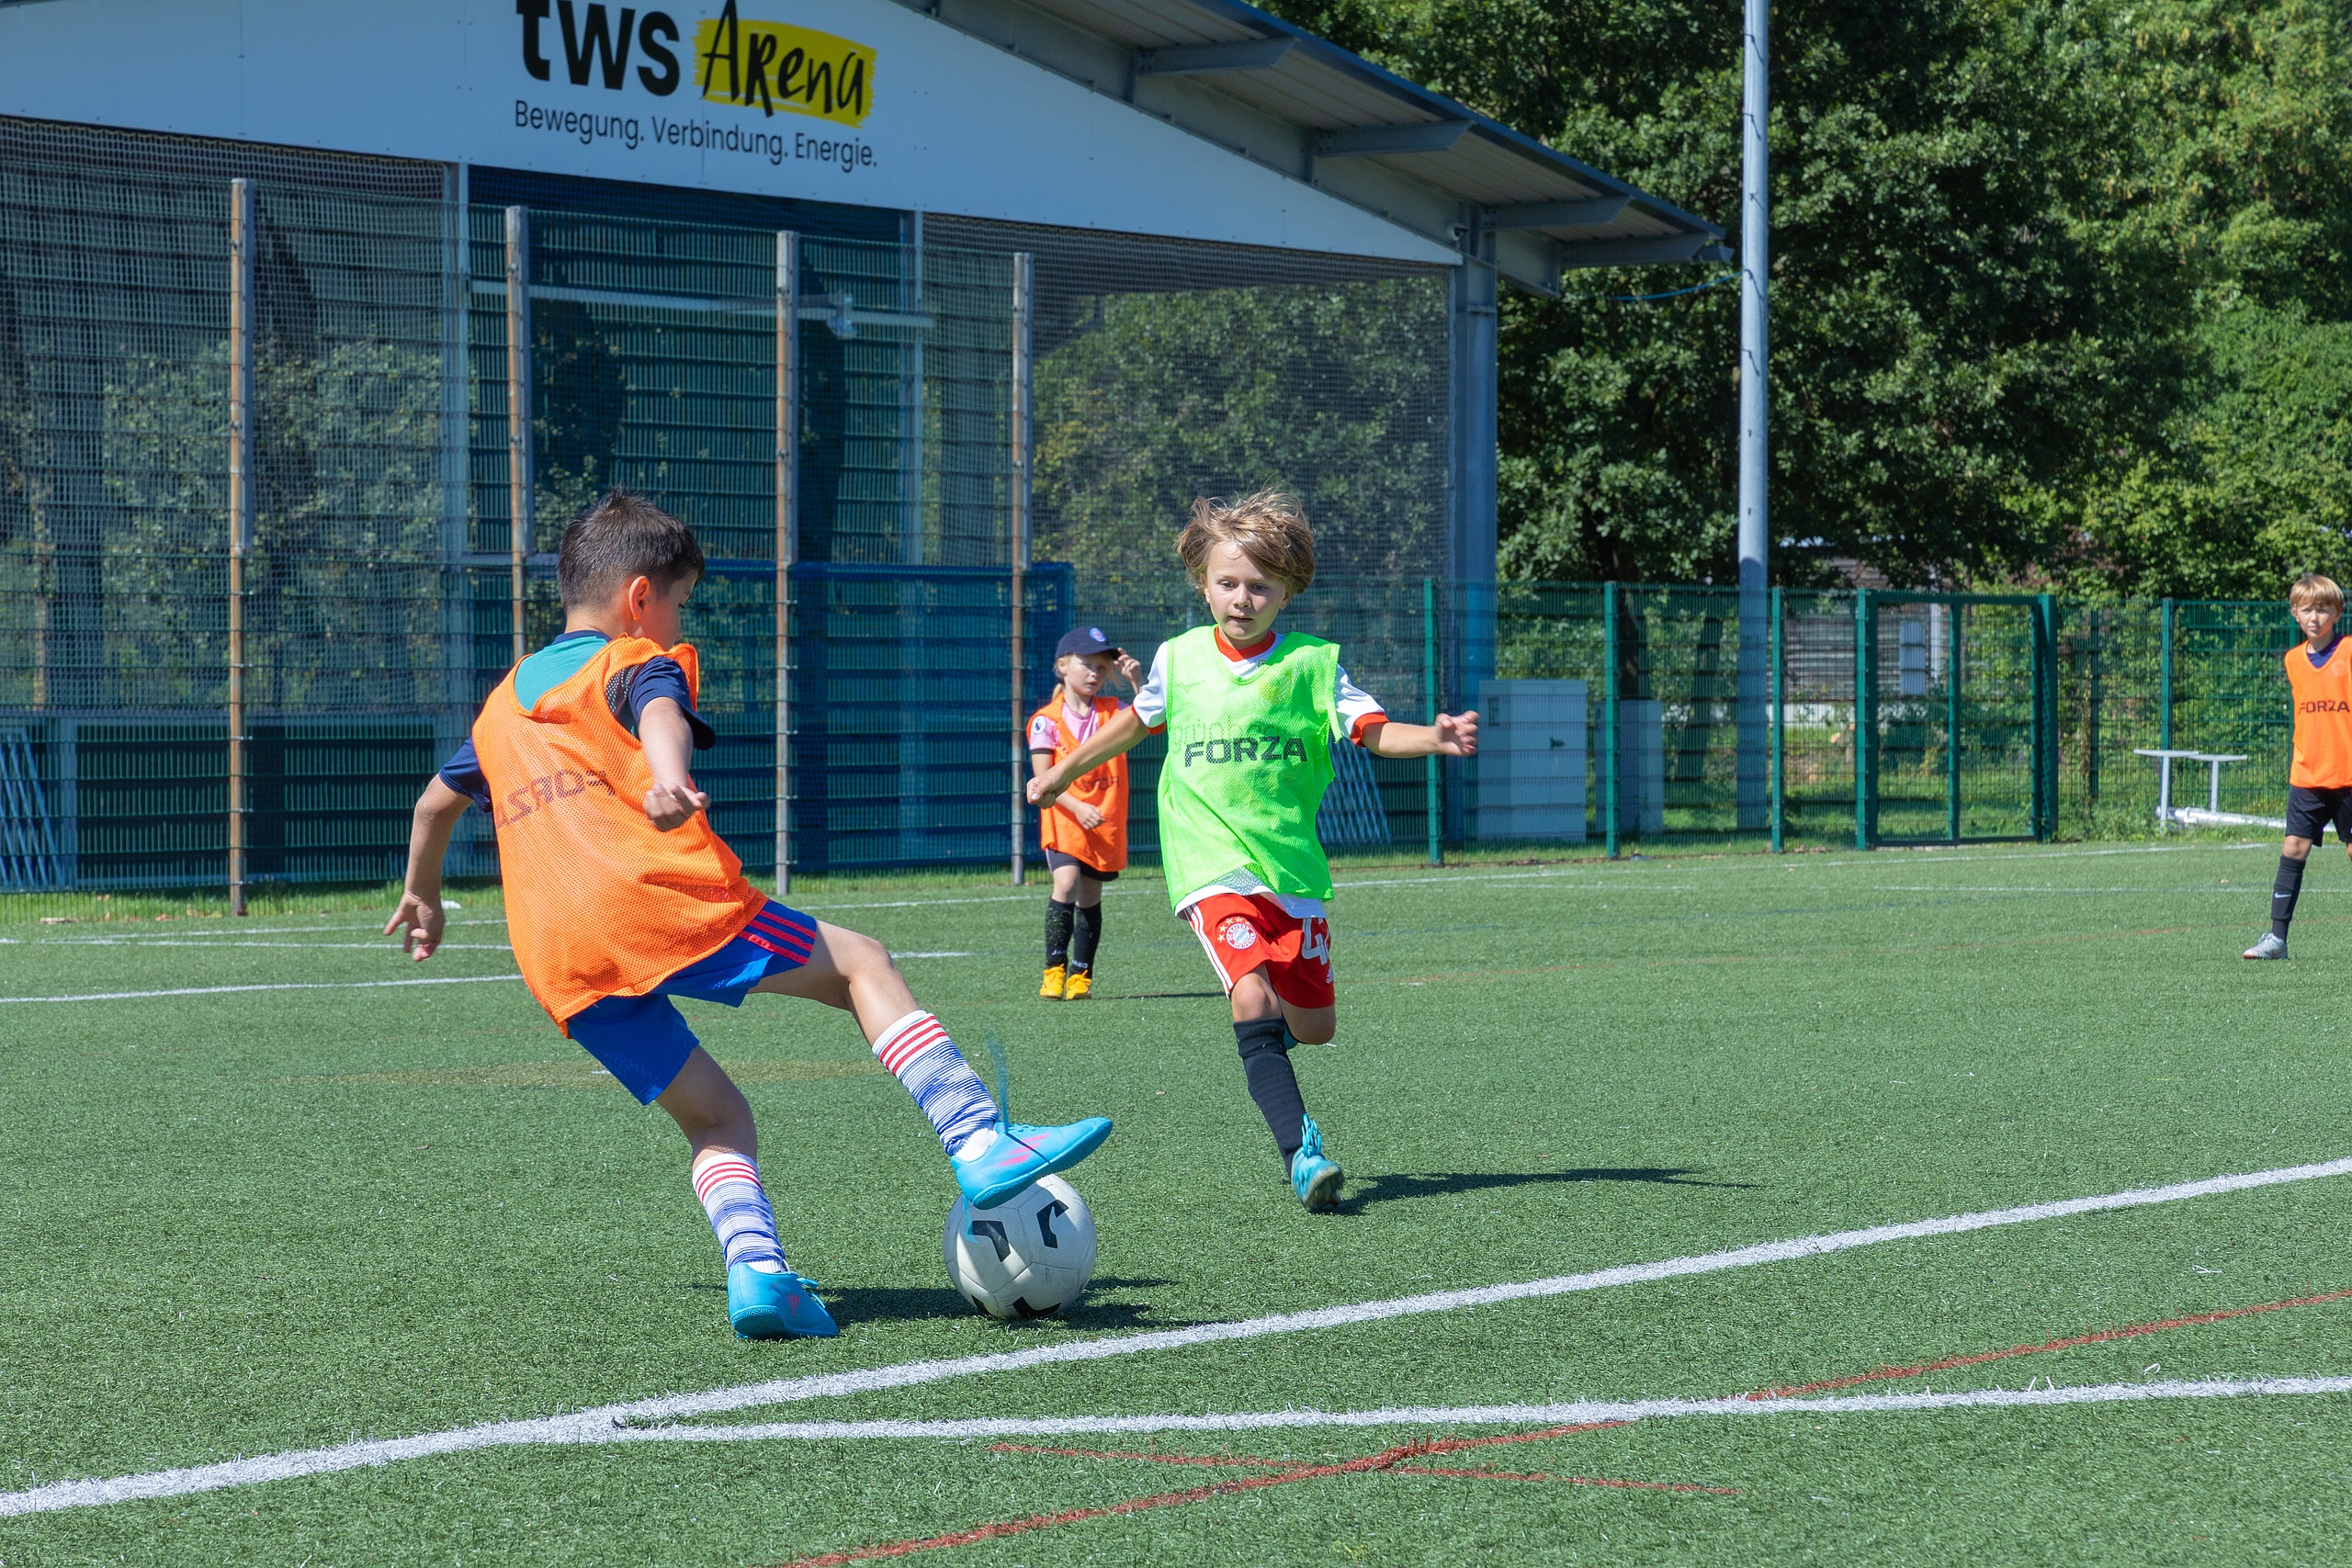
[690,1151,785,1270]
[871,1010,998,1155]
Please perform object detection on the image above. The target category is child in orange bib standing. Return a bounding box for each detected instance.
[1027,625,1142,999]
[385,490,1110,1339]
[2246,572,2352,959]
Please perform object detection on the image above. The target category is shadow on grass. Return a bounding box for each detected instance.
[1337,1166,1758,1213]
[808,1275,1205,1331]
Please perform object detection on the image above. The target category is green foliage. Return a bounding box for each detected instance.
[1267,0,2352,594]
[1032,278,1448,583]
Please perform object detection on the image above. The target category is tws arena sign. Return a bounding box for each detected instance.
[514,0,875,127]
[513,0,879,173]
[0,0,1459,265]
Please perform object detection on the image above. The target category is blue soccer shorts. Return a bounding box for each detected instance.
[565,901,820,1104]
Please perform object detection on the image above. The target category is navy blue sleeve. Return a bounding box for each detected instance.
[622,656,718,750]
[435,738,493,812]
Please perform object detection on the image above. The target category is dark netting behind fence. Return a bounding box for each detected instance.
[0,112,2317,902]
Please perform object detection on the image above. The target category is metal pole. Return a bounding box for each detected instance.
[1734,0,1770,831]
[2035,593,2058,840]
[1423,577,1442,866]
[1769,585,1784,852]
[1853,589,1872,850]
[1009,253,1034,886]
[775,231,798,895]
[504,206,533,670]
[1947,602,1962,843]
[2158,597,2175,752]
[227,178,254,918]
[1603,581,1620,859]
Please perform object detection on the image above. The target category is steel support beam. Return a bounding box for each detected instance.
[1735,0,1770,831]
[1315,120,1469,157]
[1136,38,1294,74]
[1488,196,1627,231]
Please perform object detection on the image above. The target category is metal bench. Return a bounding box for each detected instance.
[2133,749,2287,831]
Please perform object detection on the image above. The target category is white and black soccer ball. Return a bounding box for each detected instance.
[943,1174,1097,1320]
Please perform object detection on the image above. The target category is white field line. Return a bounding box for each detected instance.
[35,940,515,951]
[8,918,515,940]
[1781,843,2270,870]
[0,975,522,1004]
[6,1155,2349,1518]
[634,1376,2352,1443]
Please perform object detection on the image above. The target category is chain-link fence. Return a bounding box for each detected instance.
[0,114,2321,908]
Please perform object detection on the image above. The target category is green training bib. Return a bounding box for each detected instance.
[1154,626,1341,908]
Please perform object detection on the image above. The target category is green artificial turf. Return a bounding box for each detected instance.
[6,839,2352,1564]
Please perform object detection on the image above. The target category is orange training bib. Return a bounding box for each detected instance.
[471,637,765,1026]
[2289,639,2352,789]
[1029,694,1129,872]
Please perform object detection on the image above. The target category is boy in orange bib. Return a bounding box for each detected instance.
[1027,625,1142,999]
[386,491,1110,1338]
[2246,572,2352,959]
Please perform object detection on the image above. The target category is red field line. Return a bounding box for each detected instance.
[760,1287,2352,1567]
[986,1443,1306,1471]
[1389,1463,1740,1495]
[767,1438,1523,1568]
[1747,1287,2352,1401]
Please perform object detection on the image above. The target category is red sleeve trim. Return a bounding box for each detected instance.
[1351,713,1389,747]
[1144,721,1168,736]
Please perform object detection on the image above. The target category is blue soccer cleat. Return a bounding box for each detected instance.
[1290,1116,1344,1212]
[728,1262,839,1339]
[951,1117,1114,1210]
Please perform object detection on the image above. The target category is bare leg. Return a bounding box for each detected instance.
[1049,862,1085,903]
[1230,968,1335,1044]
[655,1046,757,1160]
[749,919,918,1043]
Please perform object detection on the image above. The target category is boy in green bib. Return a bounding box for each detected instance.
[1030,491,1479,1210]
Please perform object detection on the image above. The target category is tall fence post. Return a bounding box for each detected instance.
[504,205,533,670]
[227,178,254,918]
[1602,581,1620,858]
[775,231,797,894]
[1008,252,1034,886]
[1769,585,1784,852]
[2034,592,2058,840]
[1423,578,1442,865]
[1946,601,1962,843]
[2158,596,2176,752]
[1853,588,1873,850]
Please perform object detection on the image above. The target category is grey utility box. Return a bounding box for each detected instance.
[1472,679,1588,841]
[1614,697,1667,839]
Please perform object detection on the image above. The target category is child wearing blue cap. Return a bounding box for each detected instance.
[1027,625,1143,998]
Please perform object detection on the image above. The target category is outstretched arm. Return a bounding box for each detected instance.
[385,776,471,962]
[639,696,712,830]
[1027,706,1149,809]
[1363,710,1480,760]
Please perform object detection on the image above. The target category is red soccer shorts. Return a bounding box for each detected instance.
[1183,892,1335,1010]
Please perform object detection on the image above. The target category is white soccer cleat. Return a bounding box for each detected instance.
[2243,932,2290,960]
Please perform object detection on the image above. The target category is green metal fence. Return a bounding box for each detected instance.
[0,117,2319,906]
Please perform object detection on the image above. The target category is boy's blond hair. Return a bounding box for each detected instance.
[1178,489,1317,596]
[2290,572,2344,613]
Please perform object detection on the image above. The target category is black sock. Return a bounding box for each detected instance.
[1045,899,1074,967]
[1235,1016,1308,1164]
[1069,901,1103,974]
[2273,854,2307,940]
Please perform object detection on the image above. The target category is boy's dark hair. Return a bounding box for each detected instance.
[557,489,705,609]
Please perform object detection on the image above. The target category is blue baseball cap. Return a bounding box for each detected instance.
[1055,626,1121,660]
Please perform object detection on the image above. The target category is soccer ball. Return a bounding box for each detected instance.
[943,1174,1096,1320]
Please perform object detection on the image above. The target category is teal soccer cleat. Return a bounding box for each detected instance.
[951,1117,1114,1210]
[727,1262,839,1339]
[1290,1116,1344,1211]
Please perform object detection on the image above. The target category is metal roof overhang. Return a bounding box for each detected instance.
[896,0,1725,292]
